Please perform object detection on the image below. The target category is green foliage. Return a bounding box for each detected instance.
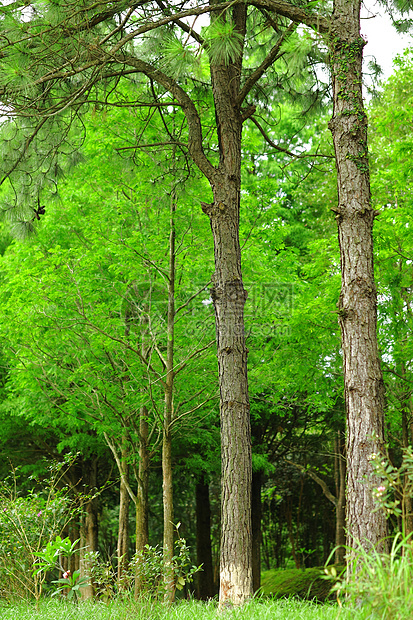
[369,48,413,446]
[33,536,89,601]
[88,524,201,601]
[203,18,243,66]
[162,35,202,79]
[51,569,89,602]
[368,447,413,530]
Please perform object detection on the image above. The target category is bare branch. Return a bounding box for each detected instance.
[171,394,218,428]
[174,340,215,375]
[175,281,212,315]
[249,115,334,159]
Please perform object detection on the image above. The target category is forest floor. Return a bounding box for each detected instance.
[0,599,363,620]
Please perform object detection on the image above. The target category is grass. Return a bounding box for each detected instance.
[4,539,413,620]
[0,599,344,620]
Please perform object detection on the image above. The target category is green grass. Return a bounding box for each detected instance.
[0,599,350,620]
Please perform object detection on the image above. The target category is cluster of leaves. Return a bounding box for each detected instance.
[33,536,89,601]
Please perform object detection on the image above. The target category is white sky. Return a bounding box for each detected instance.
[361,1,413,80]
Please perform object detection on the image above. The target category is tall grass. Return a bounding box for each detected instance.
[334,534,413,620]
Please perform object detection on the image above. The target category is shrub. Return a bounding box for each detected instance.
[0,457,80,601]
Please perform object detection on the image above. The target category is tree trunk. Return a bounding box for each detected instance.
[196,476,215,600]
[117,438,130,583]
[284,498,300,569]
[201,4,252,606]
[80,457,99,600]
[329,0,388,554]
[134,406,150,599]
[251,471,262,593]
[163,197,176,603]
[136,406,150,554]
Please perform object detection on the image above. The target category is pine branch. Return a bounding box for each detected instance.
[155,0,204,45]
[116,141,187,151]
[0,117,48,187]
[117,53,219,183]
[237,21,296,105]
[249,0,329,32]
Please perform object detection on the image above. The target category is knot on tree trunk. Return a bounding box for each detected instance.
[201,201,228,218]
[211,280,248,306]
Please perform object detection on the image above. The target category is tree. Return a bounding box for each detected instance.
[328,0,388,552]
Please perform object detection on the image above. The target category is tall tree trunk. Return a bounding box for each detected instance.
[196,476,215,600]
[163,197,176,602]
[201,4,252,606]
[329,0,388,554]
[251,471,262,593]
[117,437,130,582]
[136,406,150,554]
[80,457,99,600]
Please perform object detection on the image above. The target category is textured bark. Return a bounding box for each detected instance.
[251,471,262,592]
[329,0,388,554]
[134,406,150,599]
[201,6,253,604]
[196,477,215,600]
[401,373,413,535]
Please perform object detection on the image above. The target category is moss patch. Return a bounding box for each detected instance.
[260,566,343,602]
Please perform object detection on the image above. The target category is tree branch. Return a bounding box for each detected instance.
[103,431,138,505]
[249,115,334,159]
[249,0,329,32]
[155,0,204,45]
[285,460,337,507]
[237,21,296,105]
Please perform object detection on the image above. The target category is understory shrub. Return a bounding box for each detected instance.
[89,523,201,601]
[0,457,81,601]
